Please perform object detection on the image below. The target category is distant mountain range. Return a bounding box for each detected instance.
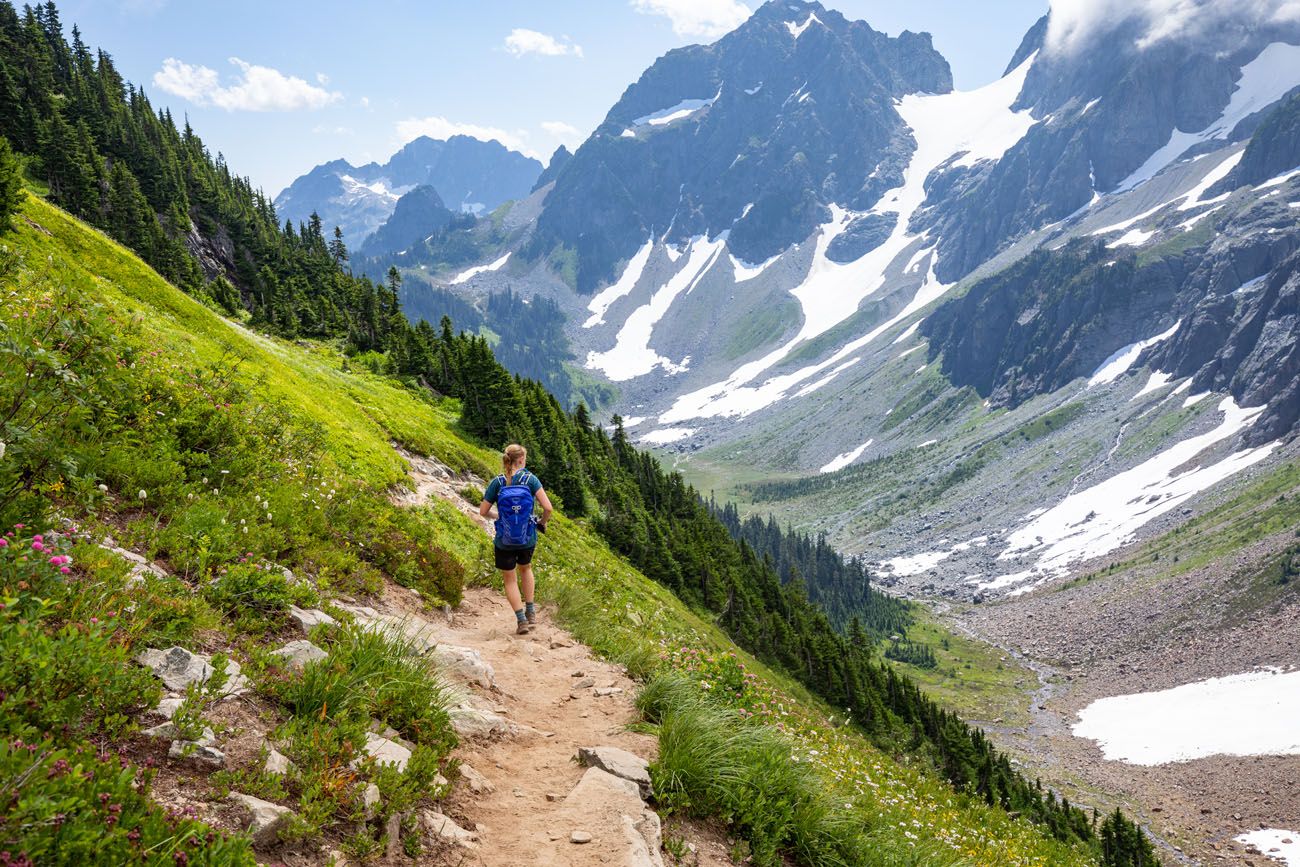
[274,135,543,245]
[299,0,1300,604]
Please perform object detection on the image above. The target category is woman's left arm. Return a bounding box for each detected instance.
[535,488,554,528]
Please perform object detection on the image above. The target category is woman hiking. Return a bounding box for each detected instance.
[479,444,553,634]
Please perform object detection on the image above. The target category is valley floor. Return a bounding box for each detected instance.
[916,496,1300,866]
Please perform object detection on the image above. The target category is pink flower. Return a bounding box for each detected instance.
[0,539,7,548]
[32,535,42,542]
[60,566,70,574]
[30,541,43,552]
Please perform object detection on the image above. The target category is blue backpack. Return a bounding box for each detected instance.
[494,470,536,548]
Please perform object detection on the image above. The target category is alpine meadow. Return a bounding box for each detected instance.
[1,1,1297,866]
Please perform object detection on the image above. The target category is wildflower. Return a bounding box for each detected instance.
[97,483,108,493]
[60,566,70,574]
[138,490,147,500]
[0,539,6,548]
[30,540,44,552]
[0,440,5,459]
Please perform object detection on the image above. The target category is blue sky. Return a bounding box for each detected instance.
[56,0,1047,196]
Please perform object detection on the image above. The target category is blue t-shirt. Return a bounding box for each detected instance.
[484,469,543,548]
[483,469,543,503]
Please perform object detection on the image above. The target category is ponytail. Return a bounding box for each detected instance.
[502,443,526,478]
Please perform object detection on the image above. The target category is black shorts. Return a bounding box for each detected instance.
[494,546,535,571]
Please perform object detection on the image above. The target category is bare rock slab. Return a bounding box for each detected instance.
[228,792,294,848]
[269,639,328,671]
[578,746,653,799]
[459,762,495,794]
[448,702,511,739]
[422,810,478,849]
[135,646,248,695]
[432,643,496,689]
[287,605,337,634]
[355,732,411,772]
[560,768,664,867]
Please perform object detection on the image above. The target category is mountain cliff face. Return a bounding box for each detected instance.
[304,0,1300,598]
[526,0,952,292]
[357,185,454,259]
[275,135,541,245]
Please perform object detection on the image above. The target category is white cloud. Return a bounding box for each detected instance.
[541,120,587,150]
[153,57,341,111]
[504,27,583,57]
[1047,0,1300,54]
[394,115,542,160]
[630,0,752,40]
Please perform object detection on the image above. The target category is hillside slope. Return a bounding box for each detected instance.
[0,193,1130,864]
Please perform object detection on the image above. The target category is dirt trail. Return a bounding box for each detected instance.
[394,451,733,867]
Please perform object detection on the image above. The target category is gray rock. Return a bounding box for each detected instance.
[593,686,623,697]
[228,792,295,847]
[560,768,663,867]
[362,783,381,818]
[570,830,593,844]
[269,639,328,672]
[264,748,292,776]
[135,647,248,695]
[152,697,184,720]
[448,703,511,739]
[287,605,337,634]
[575,677,595,689]
[577,746,653,799]
[459,762,495,794]
[422,810,478,848]
[170,741,224,767]
[356,732,411,771]
[432,644,496,689]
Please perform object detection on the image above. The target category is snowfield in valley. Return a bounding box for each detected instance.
[1072,668,1300,765]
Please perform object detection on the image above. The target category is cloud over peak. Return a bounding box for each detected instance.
[1046,0,1300,55]
[504,28,583,58]
[630,0,752,40]
[153,57,341,111]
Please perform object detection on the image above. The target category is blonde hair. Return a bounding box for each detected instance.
[502,443,527,477]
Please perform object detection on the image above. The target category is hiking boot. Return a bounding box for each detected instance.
[526,609,537,625]
[515,620,531,635]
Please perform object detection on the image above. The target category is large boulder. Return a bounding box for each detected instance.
[577,746,653,799]
[228,792,295,847]
[135,647,248,695]
[269,639,328,672]
[432,644,496,689]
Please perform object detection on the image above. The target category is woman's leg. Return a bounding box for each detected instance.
[517,563,535,606]
[501,568,522,611]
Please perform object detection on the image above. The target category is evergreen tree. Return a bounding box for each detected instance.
[0,134,22,228]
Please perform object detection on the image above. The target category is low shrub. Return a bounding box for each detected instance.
[0,736,254,866]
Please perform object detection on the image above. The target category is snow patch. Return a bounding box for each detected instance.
[1073,668,1300,765]
[639,427,696,445]
[584,239,654,328]
[917,439,938,448]
[1132,370,1173,399]
[819,439,873,474]
[1182,392,1210,408]
[1117,42,1300,191]
[730,251,781,283]
[621,416,646,428]
[657,55,1038,424]
[981,398,1278,591]
[448,252,511,285]
[882,549,951,576]
[632,91,720,127]
[1236,829,1300,865]
[1255,167,1300,190]
[1106,227,1154,248]
[1088,320,1181,386]
[744,83,763,95]
[586,236,725,381]
[892,320,922,345]
[1234,274,1268,295]
[786,13,820,38]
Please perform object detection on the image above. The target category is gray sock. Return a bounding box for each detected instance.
[525,601,536,618]
[515,608,527,623]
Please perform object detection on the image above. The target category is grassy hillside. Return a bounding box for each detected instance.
[0,193,1104,864]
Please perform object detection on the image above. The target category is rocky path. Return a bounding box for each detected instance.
[394,450,733,867]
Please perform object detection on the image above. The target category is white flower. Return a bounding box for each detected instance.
[0,441,6,460]
[97,484,108,493]
[138,490,147,500]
